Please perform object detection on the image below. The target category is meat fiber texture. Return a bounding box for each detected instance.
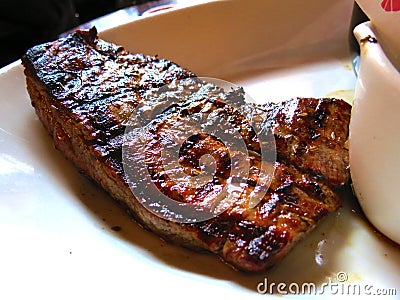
[22,28,351,272]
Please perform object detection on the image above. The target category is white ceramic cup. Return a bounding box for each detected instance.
[350,21,400,244]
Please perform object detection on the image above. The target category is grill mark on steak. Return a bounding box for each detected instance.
[22,28,352,272]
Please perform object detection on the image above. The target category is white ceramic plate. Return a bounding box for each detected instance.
[0,1,399,299]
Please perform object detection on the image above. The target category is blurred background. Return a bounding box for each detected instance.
[0,0,165,68]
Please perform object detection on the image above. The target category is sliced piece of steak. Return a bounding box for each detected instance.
[22,28,351,272]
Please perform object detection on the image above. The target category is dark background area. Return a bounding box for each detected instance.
[74,0,144,24]
[0,0,153,68]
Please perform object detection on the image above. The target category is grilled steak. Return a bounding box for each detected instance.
[22,28,351,272]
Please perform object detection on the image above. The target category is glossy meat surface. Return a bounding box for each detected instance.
[22,28,352,272]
